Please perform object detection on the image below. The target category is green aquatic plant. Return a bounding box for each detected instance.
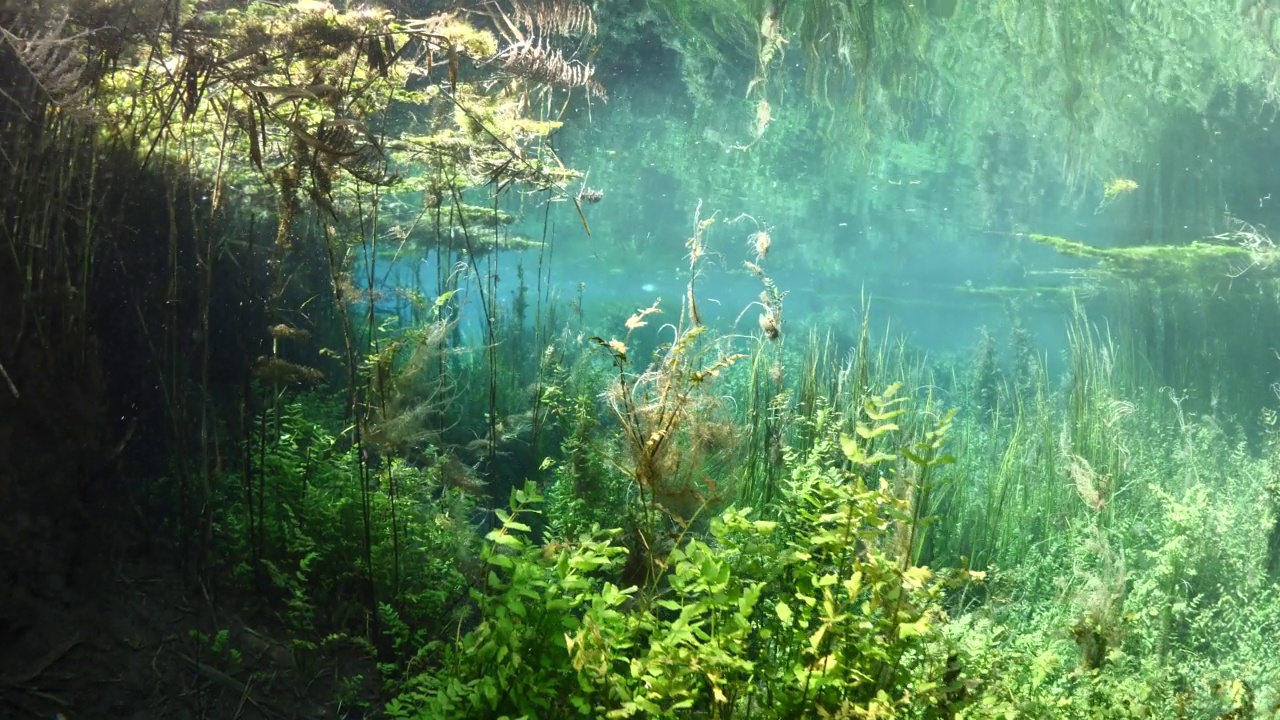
[412,225,544,257]
[970,327,1002,419]
[1008,322,1041,400]
[738,335,791,509]
[917,293,1280,713]
[386,481,630,719]
[212,397,477,641]
[1025,231,1277,283]
[87,0,584,184]
[592,211,745,534]
[635,0,1280,197]
[1266,413,1280,582]
[955,281,1088,312]
[360,308,493,491]
[543,389,630,540]
[15,3,1280,717]
[928,304,1138,572]
[80,0,590,333]
[390,380,972,719]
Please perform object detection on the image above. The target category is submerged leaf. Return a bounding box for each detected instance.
[856,421,899,439]
[775,601,793,624]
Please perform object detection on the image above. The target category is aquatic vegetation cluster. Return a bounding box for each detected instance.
[647,0,1280,178]
[1025,216,1280,284]
[212,277,1280,718]
[571,0,1280,286]
[5,0,1280,718]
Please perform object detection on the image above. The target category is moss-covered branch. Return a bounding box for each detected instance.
[1027,233,1276,283]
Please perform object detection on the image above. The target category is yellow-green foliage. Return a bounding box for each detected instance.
[98,2,417,178]
[91,0,577,227]
[391,386,968,719]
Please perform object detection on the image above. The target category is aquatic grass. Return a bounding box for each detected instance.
[0,86,251,586]
[736,299,940,513]
[1091,276,1280,441]
[928,300,1151,572]
[738,335,787,509]
[923,293,1280,690]
[938,401,1040,569]
[935,411,1280,713]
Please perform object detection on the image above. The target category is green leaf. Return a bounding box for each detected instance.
[739,583,763,617]
[864,451,897,465]
[844,570,863,598]
[901,448,927,465]
[856,422,899,439]
[487,553,515,569]
[490,533,523,550]
[508,597,527,618]
[897,617,930,638]
[432,289,459,312]
[839,433,865,463]
[775,601,793,624]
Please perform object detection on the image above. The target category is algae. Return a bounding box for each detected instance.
[1027,233,1275,283]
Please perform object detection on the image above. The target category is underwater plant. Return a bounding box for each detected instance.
[389,378,970,720]
[587,207,747,579]
[1096,177,1139,214]
[1023,226,1280,285]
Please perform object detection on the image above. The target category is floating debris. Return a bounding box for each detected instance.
[268,324,311,342]
[252,356,326,386]
[414,225,544,256]
[749,229,771,261]
[447,203,518,227]
[1096,177,1139,214]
